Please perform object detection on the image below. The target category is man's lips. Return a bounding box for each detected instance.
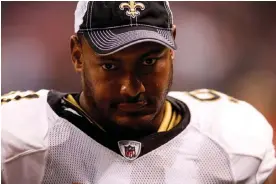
[117,101,147,112]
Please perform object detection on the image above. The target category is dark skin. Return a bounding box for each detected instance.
[70,27,176,137]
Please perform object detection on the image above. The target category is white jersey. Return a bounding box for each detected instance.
[1,89,275,184]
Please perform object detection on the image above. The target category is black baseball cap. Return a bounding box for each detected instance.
[74,1,177,56]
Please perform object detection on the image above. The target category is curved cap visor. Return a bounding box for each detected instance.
[82,26,177,56]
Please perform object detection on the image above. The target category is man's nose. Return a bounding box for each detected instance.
[120,74,145,99]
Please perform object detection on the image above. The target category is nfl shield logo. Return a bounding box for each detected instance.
[118,140,142,161]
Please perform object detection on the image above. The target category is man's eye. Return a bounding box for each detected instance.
[102,64,117,70]
[142,58,158,66]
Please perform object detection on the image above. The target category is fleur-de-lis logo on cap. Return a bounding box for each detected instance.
[119,1,145,19]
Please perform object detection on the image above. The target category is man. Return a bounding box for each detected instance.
[1,1,275,184]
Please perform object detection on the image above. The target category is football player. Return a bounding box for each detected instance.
[2,1,275,184]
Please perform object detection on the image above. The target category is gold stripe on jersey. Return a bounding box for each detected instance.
[158,101,182,132]
[66,94,82,109]
[167,111,177,131]
[175,114,182,125]
[158,101,172,132]
[170,114,182,131]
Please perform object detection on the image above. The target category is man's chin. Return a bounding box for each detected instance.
[112,113,156,129]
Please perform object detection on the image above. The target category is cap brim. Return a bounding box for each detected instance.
[82,26,177,56]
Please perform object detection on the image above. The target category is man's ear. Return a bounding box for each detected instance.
[170,49,175,60]
[70,35,83,73]
[172,24,176,40]
[170,25,176,60]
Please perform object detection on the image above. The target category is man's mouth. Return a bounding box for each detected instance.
[117,100,147,112]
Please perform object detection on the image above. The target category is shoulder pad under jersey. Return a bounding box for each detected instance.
[1,89,51,161]
[168,89,274,158]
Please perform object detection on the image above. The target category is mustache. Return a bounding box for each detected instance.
[124,94,145,103]
[110,94,157,107]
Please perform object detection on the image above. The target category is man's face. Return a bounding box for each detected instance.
[76,40,173,130]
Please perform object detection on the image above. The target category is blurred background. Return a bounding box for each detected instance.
[1,2,276,145]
